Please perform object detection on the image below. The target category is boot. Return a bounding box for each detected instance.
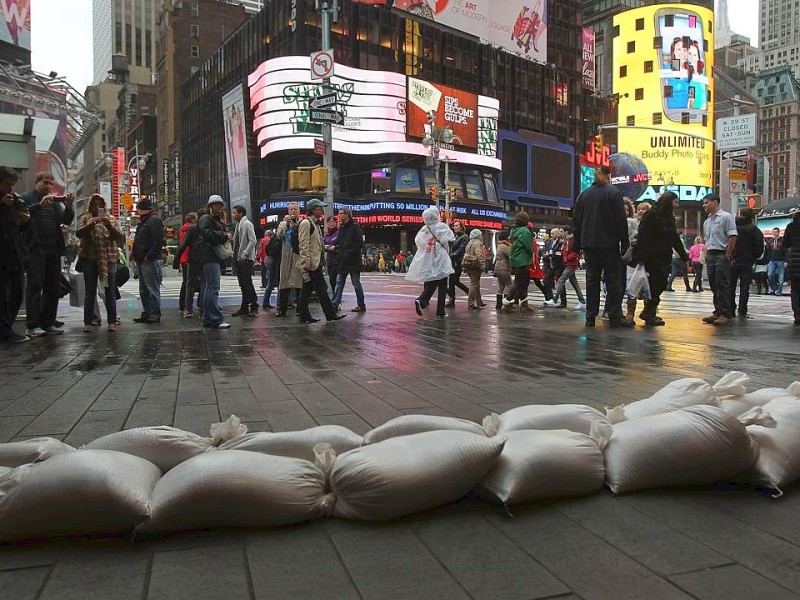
[520,300,535,312]
[445,296,456,308]
[626,299,637,322]
[495,294,503,310]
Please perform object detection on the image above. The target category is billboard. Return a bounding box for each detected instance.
[221,84,252,217]
[581,28,595,91]
[1,0,30,50]
[111,146,126,218]
[613,4,714,203]
[407,78,478,150]
[247,56,500,170]
[394,0,547,64]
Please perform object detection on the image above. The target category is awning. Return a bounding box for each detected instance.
[758,196,800,219]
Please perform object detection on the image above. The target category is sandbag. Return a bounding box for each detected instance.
[479,430,606,506]
[328,430,505,520]
[742,397,800,493]
[363,415,486,445]
[140,450,330,533]
[85,426,213,472]
[0,449,160,542]
[608,371,749,423]
[0,437,75,468]
[492,404,610,440]
[604,405,760,494]
[218,425,363,462]
[719,382,800,417]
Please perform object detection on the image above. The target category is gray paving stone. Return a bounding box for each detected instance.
[39,547,150,600]
[289,382,351,416]
[669,564,799,600]
[246,524,360,600]
[488,505,693,600]
[217,388,267,422]
[0,415,36,442]
[410,388,488,422]
[353,377,435,409]
[63,408,129,447]
[246,374,295,403]
[0,566,49,600]
[0,384,73,417]
[173,405,221,436]
[148,544,250,600]
[90,381,144,411]
[260,399,317,432]
[336,393,404,427]
[271,363,315,385]
[556,494,733,576]
[413,510,570,600]
[325,520,471,600]
[315,412,372,435]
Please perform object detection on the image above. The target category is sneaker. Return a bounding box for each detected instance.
[542,299,557,307]
[435,313,447,319]
[247,307,259,317]
[576,302,587,310]
[2,333,30,343]
[702,314,719,324]
[585,318,596,327]
[713,316,730,326]
[327,314,346,322]
[609,318,636,328]
[502,297,514,306]
[213,322,232,329]
[351,306,367,313]
[414,300,423,316]
[231,309,249,317]
[183,310,193,319]
[53,320,65,327]
[26,327,46,337]
[44,326,64,335]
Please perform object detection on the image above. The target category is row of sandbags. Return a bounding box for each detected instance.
[1,372,799,543]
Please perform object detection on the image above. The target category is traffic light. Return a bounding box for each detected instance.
[594,134,604,155]
[430,186,437,203]
[450,187,456,202]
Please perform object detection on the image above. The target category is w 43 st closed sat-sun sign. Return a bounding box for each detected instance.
[716,114,757,150]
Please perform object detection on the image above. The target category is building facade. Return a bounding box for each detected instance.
[93,0,160,86]
[738,0,800,81]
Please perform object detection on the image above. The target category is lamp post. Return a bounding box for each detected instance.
[421,110,454,215]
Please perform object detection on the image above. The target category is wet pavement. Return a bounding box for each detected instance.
[1,276,800,600]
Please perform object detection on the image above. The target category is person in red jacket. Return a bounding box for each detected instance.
[177,212,197,316]
[544,225,586,309]
[257,232,270,288]
[528,224,549,300]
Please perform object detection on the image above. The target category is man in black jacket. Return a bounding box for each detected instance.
[196,195,231,329]
[131,198,165,323]
[573,166,634,327]
[0,166,29,343]
[729,207,765,319]
[20,171,74,336]
[331,207,366,312]
[445,220,471,307]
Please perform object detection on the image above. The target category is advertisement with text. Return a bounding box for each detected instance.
[407,78,478,150]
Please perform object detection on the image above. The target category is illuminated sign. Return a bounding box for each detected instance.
[162,159,169,203]
[1,0,31,51]
[173,151,181,213]
[407,79,478,150]
[111,146,126,218]
[393,0,548,64]
[613,4,714,202]
[129,166,140,205]
[222,84,253,217]
[582,28,596,91]
[248,57,500,169]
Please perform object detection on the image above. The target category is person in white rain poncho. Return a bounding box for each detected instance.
[406,207,455,318]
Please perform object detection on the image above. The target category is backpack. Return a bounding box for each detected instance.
[266,233,282,258]
[288,218,308,255]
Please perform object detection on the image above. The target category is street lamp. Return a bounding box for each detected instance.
[421,110,454,213]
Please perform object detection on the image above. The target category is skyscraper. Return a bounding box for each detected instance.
[93,0,159,86]
[715,0,735,48]
[739,0,800,80]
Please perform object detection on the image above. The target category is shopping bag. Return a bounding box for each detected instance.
[626,264,651,300]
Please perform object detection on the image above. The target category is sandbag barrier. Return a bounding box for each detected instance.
[2,372,800,543]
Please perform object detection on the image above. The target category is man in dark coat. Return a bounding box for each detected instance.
[729,207,765,319]
[131,198,165,323]
[331,207,367,312]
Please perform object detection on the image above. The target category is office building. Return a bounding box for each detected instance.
[739,0,800,81]
[93,0,160,86]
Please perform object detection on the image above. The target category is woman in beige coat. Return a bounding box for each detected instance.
[463,229,486,309]
[492,230,512,310]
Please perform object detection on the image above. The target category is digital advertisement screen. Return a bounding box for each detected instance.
[612,3,714,203]
[407,78,479,150]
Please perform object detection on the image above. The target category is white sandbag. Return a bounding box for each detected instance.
[0,437,75,468]
[608,371,749,423]
[140,450,330,533]
[217,425,363,462]
[329,430,505,520]
[742,397,800,493]
[479,430,606,505]
[0,449,160,542]
[494,404,610,439]
[209,415,248,446]
[604,405,759,494]
[363,415,486,445]
[719,382,800,417]
[85,426,212,472]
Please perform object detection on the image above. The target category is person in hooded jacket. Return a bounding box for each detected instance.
[176,212,197,316]
[783,211,800,326]
[407,207,455,318]
[462,229,486,309]
[445,220,470,306]
[501,211,535,312]
[729,207,764,319]
[633,191,689,326]
[174,209,206,318]
[493,230,512,310]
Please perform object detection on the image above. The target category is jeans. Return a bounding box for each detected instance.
[668,256,691,290]
[82,260,118,325]
[179,264,189,311]
[332,269,366,308]
[298,267,337,320]
[236,259,258,310]
[447,262,470,298]
[584,247,623,322]
[0,271,24,339]
[137,259,162,318]
[553,266,585,305]
[542,262,557,301]
[186,262,204,313]
[705,250,732,317]
[263,262,278,307]
[768,260,785,294]
[25,253,61,329]
[417,277,447,316]
[505,266,531,302]
[692,262,705,290]
[202,262,223,326]
[729,262,754,316]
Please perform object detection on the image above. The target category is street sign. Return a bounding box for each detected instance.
[314,139,326,156]
[716,114,757,150]
[721,148,748,160]
[309,109,344,124]
[310,50,334,80]
[728,168,748,194]
[731,159,748,169]
[310,92,337,110]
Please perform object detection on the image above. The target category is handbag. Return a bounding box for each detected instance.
[215,240,234,261]
[626,264,652,300]
[116,264,130,288]
[74,256,85,273]
[462,254,481,270]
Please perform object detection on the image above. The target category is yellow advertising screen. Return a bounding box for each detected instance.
[612,4,714,203]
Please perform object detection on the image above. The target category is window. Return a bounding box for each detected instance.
[191,24,199,37]
[636,18,644,31]
[191,2,199,17]
[191,66,199,75]
[191,45,199,58]
[627,41,636,53]
[653,36,662,49]
[613,25,620,37]
[653,113,662,125]
[619,65,628,78]
[635,88,644,100]
[626,115,635,126]
[644,60,654,73]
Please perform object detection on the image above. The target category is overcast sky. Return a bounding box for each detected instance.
[30,0,761,93]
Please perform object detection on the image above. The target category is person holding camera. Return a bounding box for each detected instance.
[76,194,125,332]
[0,166,30,343]
[20,172,74,337]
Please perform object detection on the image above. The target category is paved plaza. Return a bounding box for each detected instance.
[1,275,799,600]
